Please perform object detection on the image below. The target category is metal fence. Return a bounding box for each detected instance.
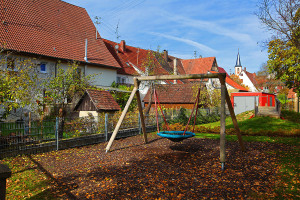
[0,108,222,159]
[0,113,159,159]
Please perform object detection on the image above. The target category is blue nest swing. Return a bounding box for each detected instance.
[157,131,196,142]
[154,87,201,142]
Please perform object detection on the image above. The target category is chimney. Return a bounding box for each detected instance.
[163,50,168,61]
[120,40,126,53]
[244,67,246,71]
[84,39,88,62]
[173,58,178,84]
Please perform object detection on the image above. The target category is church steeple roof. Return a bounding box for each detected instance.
[235,50,242,67]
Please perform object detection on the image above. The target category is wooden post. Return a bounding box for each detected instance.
[0,164,12,200]
[218,74,226,170]
[224,88,245,151]
[105,87,138,152]
[134,78,148,143]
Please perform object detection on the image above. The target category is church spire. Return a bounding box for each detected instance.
[234,49,242,75]
[235,49,242,67]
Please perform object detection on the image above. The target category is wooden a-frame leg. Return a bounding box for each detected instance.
[224,87,245,151]
[219,76,226,171]
[105,86,138,152]
[134,79,148,143]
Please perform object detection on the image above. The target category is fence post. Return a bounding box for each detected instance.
[105,113,108,141]
[0,164,11,200]
[55,117,59,151]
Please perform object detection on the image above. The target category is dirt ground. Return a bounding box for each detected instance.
[30,134,288,199]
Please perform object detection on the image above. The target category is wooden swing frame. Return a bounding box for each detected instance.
[105,73,246,169]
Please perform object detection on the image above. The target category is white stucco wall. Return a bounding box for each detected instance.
[116,74,134,85]
[79,111,99,122]
[239,71,258,92]
[85,65,116,87]
[1,53,118,87]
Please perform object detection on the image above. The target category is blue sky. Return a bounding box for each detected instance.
[63,0,270,74]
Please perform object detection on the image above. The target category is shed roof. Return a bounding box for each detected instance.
[75,89,121,111]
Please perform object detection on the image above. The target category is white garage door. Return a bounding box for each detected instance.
[234,96,258,115]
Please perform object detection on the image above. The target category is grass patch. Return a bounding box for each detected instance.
[195,133,300,145]
[2,156,60,200]
[197,110,300,137]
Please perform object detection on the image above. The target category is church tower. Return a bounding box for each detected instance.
[235,50,242,75]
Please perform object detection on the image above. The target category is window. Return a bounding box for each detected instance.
[40,63,47,73]
[117,77,121,84]
[122,78,126,84]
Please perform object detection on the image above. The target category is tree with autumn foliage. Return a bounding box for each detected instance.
[256,0,300,96]
[229,74,250,91]
[0,54,42,119]
[256,63,286,93]
[44,62,94,138]
[141,49,169,115]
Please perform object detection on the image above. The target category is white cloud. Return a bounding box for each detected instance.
[161,12,254,44]
[149,32,217,54]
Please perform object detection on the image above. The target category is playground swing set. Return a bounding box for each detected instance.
[153,83,201,142]
[105,73,245,170]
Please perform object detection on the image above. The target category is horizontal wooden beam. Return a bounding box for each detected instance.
[136,73,226,81]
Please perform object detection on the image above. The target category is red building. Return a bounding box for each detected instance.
[231,92,276,115]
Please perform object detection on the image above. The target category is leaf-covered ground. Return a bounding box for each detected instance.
[5,133,298,199]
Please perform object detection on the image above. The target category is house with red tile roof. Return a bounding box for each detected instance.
[0,0,120,87]
[103,39,190,100]
[181,57,218,74]
[103,39,187,84]
[143,83,196,110]
[210,69,248,92]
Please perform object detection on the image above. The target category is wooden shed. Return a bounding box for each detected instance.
[74,89,121,118]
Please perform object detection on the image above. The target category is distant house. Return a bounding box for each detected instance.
[103,39,249,109]
[0,0,121,87]
[181,57,219,74]
[103,39,188,100]
[74,89,121,120]
[210,68,248,92]
[143,84,196,110]
[234,51,258,92]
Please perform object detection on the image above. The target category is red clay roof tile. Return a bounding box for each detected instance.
[210,70,248,91]
[143,84,197,104]
[87,89,120,111]
[181,57,216,74]
[103,39,173,76]
[0,0,120,68]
